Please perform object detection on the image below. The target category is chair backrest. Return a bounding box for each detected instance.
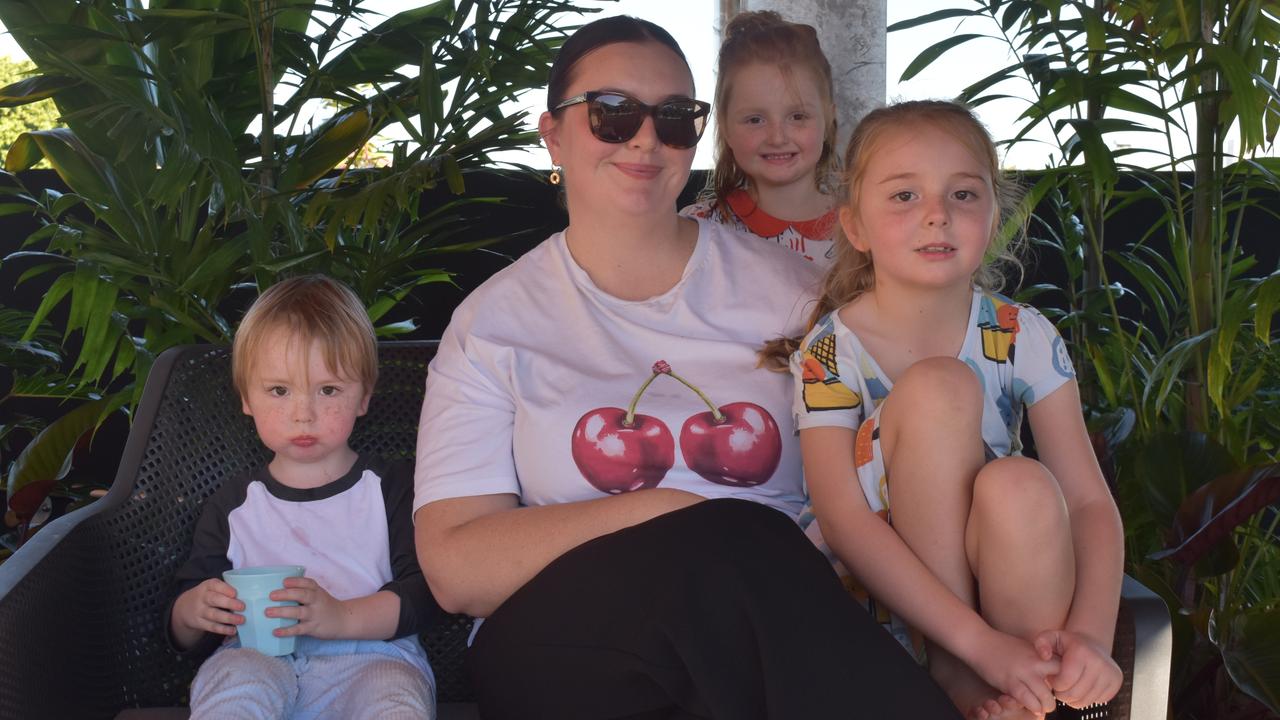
[0,342,472,717]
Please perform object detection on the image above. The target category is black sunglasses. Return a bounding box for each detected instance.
[553,91,711,149]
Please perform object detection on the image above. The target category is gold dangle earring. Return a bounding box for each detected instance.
[548,167,563,185]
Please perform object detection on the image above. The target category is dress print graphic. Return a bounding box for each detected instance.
[798,316,861,412]
[570,360,782,494]
[977,294,1021,363]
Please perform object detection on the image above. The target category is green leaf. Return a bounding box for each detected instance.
[4,372,97,401]
[20,272,73,343]
[1256,273,1280,342]
[280,105,374,189]
[4,132,45,171]
[1060,119,1117,192]
[899,34,988,82]
[0,202,35,218]
[5,395,118,519]
[79,281,120,385]
[1204,45,1266,151]
[1086,341,1119,408]
[1079,3,1107,55]
[1111,250,1175,335]
[1104,89,1181,128]
[1220,608,1280,714]
[1127,431,1238,533]
[374,319,418,337]
[0,72,79,107]
[3,129,119,204]
[65,262,101,344]
[887,8,982,33]
[1144,328,1215,416]
[441,154,464,194]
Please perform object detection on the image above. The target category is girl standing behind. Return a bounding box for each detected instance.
[681,11,839,266]
[773,100,1124,719]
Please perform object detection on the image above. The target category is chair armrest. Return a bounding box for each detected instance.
[1120,574,1172,720]
[0,487,119,600]
[0,346,194,719]
[0,341,189,603]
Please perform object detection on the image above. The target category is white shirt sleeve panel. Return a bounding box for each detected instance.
[1012,303,1075,407]
[414,305,520,514]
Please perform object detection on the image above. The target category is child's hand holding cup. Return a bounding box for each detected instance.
[221,565,305,656]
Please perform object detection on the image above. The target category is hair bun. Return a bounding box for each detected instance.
[724,10,788,40]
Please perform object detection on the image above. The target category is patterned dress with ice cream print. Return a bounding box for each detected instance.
[789,287,1075,659]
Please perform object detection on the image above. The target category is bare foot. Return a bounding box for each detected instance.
[930,649,1044,720]
[983,694,1048,720]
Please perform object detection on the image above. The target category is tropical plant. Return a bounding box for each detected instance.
[0,304,114,554]
[0,56,60,167]
[894,2,1280,717]
[0,0,589,545]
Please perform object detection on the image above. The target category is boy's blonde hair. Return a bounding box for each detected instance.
[707,11,838,211]
[232,275,378,398]
[760,100,1026,369]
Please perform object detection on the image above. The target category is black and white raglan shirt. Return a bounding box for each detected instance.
[167,455,441,682]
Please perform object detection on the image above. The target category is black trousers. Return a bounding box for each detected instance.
[468,498,962,719]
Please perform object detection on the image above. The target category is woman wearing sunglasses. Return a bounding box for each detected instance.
[413,15,962,719]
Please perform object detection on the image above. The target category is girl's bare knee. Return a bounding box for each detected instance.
[972,457,1068,528]
[884,358,982,426]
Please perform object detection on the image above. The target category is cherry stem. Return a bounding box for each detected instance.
[665,370,724,423]
[624,372,661,426]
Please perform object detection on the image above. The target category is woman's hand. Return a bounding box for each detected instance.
[1034,629,1123,709]
[267,576,349,639]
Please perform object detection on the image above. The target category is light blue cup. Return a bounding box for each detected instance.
[222,565,305,656]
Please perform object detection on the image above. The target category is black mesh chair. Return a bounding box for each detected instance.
[0,343,476,720]
[0,342,1171,720]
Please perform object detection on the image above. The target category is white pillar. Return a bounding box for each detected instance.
[732,0,886,148]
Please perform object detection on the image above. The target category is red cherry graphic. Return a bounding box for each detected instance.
[658,363,783,487]
[571,363,675,494]
[679,402,782,487]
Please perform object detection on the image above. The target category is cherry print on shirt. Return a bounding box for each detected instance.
[659,361,782,487]
[571,361,783,493]
[571,361,677,494]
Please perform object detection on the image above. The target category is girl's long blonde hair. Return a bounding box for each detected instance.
[760,100,1028,370]
[706,11,838,214]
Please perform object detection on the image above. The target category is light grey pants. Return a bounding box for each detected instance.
[189,647,435,720]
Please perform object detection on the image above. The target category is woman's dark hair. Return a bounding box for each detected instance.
[547,16,691,112]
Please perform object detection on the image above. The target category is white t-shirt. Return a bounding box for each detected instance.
[415,218,823,517]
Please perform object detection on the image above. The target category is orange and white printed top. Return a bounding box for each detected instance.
[681,188,837,267]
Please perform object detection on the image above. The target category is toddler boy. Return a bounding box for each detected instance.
[167,275,439,720]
